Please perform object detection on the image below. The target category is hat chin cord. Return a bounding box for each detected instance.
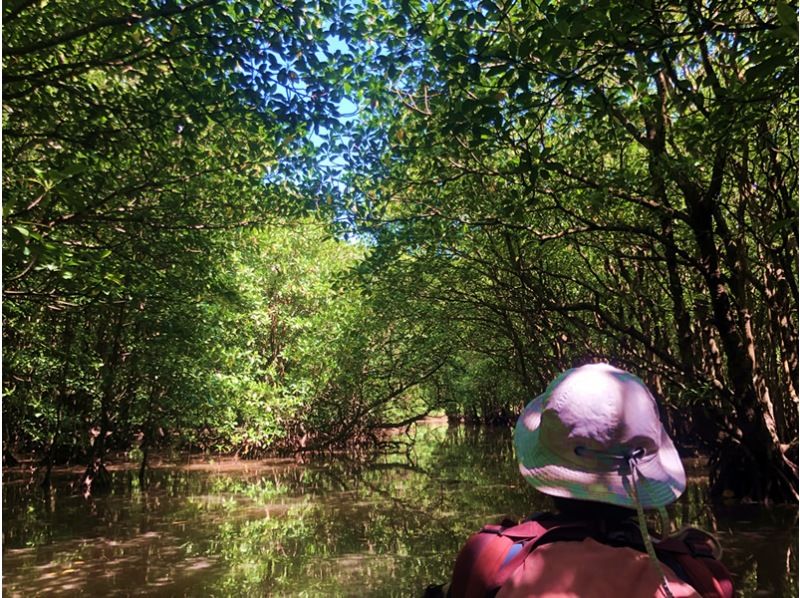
[624,454,676,598]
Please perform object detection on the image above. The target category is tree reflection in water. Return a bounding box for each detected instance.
[3,425,797,597]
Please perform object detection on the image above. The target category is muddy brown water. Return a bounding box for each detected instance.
[3,425,797,596]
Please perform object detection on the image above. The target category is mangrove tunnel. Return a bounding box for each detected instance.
[2,0,798,595]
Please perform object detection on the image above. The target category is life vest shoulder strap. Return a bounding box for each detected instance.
[655,528,734,598]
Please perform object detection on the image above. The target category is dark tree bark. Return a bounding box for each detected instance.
[41,315,75,490]
[80,302,126,496]
[681,177,798,501]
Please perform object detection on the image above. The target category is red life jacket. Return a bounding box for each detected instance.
[449,514,734,598]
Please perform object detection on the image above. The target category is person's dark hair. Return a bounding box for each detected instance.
[552,496,635,522]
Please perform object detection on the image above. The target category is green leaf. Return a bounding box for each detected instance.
[11,224,30,238]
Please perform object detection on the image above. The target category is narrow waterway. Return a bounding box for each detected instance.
[3,424,797,596]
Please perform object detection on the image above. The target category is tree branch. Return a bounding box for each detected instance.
[3,0,221,57]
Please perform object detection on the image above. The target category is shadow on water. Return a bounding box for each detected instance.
[3,424,797,597]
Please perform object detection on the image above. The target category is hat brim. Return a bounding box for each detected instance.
[515,394,686,509]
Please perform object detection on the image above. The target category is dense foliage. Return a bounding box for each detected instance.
[336,0,799,501]
[3,0,797,502]
[1,0,440,491]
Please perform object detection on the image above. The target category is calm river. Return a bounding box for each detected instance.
[3,424,797,596]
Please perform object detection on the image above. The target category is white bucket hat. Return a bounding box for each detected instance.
[515,362,686,509]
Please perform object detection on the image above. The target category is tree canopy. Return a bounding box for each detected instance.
[3,0,797,502]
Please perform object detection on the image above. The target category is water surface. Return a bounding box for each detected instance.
[3,425,797,596]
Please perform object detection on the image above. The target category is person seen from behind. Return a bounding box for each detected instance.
[440,362,734,598]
